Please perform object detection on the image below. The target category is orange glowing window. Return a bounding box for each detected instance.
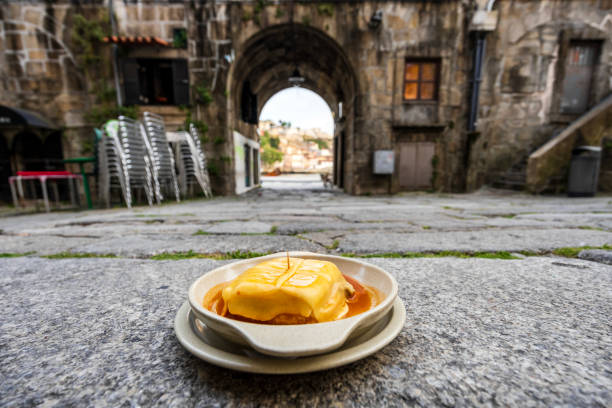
[403,60,440,101]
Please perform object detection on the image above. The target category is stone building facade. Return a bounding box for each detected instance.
[0,0,610,200]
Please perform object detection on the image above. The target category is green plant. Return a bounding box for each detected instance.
[0,252,35,258]
[150,250,270,261]
[207,162,219,176]
[242,12,252,21]
[341,251,521,260]
[172,28,187,49]
[552,245,611,258]
[72,13,110,70]
[179,107,209,137]
[301,16,311,26]
[316,3,334,17]
[275,7,285,18]
[326,239,340,250]
[72,14,136,127]
[269,226,278,234]
[304,137,329,150]
[578,226,604,231]
[43,252,117,259]
[430,155,439,188]
[85,104,138,127]
[261,131,283,165]
[262,147,283,165]
[213,136,225,145]
[194,83,213,105]
[220,156,231,163]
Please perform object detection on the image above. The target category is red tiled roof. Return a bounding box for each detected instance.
[102,36,170,47]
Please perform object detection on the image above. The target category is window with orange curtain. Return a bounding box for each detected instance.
[403,60,440,101]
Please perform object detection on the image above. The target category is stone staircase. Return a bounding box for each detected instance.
[527,94,612,193]
[491,131,562,191]
[491,158,528,190]
[493,95,612,192]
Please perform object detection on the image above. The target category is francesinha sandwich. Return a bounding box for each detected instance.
[220,257,356,324]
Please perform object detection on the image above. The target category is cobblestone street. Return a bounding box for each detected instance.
[1,187,611,406]
[1,183,610,258]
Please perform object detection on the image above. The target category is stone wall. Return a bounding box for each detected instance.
[1,0,611,198]
[467,0,612,191]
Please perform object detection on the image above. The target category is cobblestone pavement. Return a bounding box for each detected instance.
[0,186,611,406]
[0,186,610,258]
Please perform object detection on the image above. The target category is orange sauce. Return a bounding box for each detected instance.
[203,274,381,325]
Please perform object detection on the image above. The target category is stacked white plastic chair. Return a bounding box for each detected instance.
[142,112,180,204]
[187,123,213,198]
[173,132,197,197]
[117,116,154,207]
[97,120,130,208]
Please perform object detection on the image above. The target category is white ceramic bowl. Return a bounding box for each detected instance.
[188,251,398,357]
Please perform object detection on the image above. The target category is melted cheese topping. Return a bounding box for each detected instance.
[221,257,354,322]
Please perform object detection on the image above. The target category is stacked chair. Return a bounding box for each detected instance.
[97,112,211,208]
[172,129,212,198]
[174,131,197,197]
[187,123,213,198]
[117,116,155,207]
[97,120,130,208]
[142,112,180,204]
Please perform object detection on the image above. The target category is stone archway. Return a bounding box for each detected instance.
[227,23,359,193]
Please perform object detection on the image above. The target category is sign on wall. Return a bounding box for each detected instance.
[373,150,395,175]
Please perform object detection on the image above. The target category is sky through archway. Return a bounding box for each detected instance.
[259,88,334,135]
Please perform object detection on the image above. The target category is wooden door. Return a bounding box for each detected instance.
[560,42,600,114]
[398,142,435,189]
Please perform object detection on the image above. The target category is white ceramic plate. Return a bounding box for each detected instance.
[188,251,399,357]
[174,297,406,374]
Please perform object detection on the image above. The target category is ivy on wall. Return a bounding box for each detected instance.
[72,13,137,128]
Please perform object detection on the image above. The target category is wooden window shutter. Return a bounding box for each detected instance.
[172,59,190,105]
[122,58,140,105]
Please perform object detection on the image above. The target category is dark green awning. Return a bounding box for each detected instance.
[0,105,59,130]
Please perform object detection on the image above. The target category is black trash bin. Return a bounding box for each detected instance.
[567,146,602,197]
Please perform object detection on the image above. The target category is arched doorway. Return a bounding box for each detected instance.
[259,88,335,190]
[227,23,359,193]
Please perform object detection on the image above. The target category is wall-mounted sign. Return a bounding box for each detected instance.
[373,150,394,174]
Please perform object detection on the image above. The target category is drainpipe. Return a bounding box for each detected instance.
[467,0,496,132]
[467,32,486,131]
[109,0,123,107]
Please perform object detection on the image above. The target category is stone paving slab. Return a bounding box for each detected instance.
[338,228,612,253]
[17,223,208,237]
[0,256,610,406]
[202,221,272,234]
[0,235,100,255]
[275,221,418,235]
[77,234,321,257]
[579,249,612,265]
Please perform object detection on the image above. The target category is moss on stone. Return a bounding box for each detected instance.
[341,251,521,260]
[316,3,334,17]
[43,252,118,259]
[150,250,270,260]
[552,245,611,258]
[0,252,35,258]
